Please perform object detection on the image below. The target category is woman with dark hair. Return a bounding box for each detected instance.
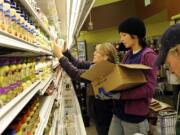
[108,17,157,135]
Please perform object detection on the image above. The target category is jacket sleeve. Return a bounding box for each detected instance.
[120,52,157,100]
[63,50,91,69]
[59,56,89,82]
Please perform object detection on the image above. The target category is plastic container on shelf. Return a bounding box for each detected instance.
[0,65,10,87]
[0,0,4,30]
[0,88,7,107]
[3,86,10,103]
[10,0,16,35]
[3,0,11,32]
[15,5,21,37]
[0,57,39,108]
[3,96,41,134]
[31,21,36,44]
[28,20,35,44]
[6,84,17,100]
[20,9,25,40]
[24,15,29,42]
[28,20,34,43]
[15,80,23,95]
[34,28,40,45]
[24,14,29,41]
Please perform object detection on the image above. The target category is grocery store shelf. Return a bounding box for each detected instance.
[56,73,87,135]
[0,80,41,134]
[57,79,64,135]
[54,70,62,88]
[39,74,54,95]
[35,91,57,135]
[53,61,59,69]
[0,31,52,55]
[19,0,54,39]
[57,78,63,103]
[49,110,58,135]
[57,98,64,135]
[72,86,87,135]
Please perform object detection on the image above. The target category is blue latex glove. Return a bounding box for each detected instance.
[95,87,120,100]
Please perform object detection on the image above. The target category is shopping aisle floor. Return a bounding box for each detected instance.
[86,121,97,135]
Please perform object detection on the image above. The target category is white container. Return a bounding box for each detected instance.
[159,111,177,135]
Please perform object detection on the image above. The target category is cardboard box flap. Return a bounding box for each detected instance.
[119,64,151,70]
[150,98,171,112]
[81,61,115,81]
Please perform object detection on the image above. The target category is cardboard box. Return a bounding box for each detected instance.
[150,98,171,112]
[81,61,151,95]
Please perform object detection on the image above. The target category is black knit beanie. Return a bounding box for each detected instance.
[118,17,146,38]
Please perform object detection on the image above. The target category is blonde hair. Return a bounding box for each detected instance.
[96,42,119,64]
[168,44,180,56]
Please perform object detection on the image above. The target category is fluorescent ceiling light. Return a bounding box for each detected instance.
[67,0,82,48]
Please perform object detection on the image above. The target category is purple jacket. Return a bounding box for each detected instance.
[120,48,157,116]
[59,50,92,81]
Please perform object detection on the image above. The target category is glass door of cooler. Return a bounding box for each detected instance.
[77,41,87,60]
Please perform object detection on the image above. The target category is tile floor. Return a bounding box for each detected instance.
[86,121,97,135]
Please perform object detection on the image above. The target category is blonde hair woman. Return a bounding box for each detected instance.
[53,42,119,135]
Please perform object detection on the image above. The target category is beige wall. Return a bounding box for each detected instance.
[146,21,170,37]
[78,27,119,45]
[78,27,120,60]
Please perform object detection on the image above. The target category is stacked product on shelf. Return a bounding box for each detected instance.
[0,55,55,133]
[43,105,57,135]
[0,0,53,50]
[41,65,63,135]
[26,0,49,29]
[2,96,41,135]
[35,56,52,81]
[34,73,60,135]
[0,0,63,135]
[1,71,60,135]
[0,56,55,108]
[0,57,36,107]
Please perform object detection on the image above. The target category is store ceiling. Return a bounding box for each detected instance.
[35,0,169,41]
[94,0,123,7]
[36,0,125,39]
[36,0,95,40]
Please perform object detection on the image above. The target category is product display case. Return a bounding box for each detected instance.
[78,41,87,60]
[57,72,87,135]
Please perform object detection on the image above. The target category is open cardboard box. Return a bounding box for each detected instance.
[81,61,151,95]
[150,98,171,112]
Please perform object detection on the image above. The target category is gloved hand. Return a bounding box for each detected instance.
[95,87,120,100]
